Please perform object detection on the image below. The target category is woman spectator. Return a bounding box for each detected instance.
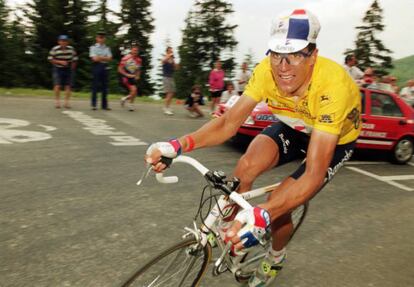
[208,60,225,113]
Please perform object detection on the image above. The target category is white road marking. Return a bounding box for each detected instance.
[38,124,57,131]
[381,175,414,181]
[346,166,414,191]
[0,118,54,144]
[63,111,148,146]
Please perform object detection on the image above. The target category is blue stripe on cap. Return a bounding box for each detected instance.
[287,18,309,40]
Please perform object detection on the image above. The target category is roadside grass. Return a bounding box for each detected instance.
[0,87,163,103]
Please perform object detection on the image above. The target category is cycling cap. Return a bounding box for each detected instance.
[58,35,69,40]
[268,9,320,53]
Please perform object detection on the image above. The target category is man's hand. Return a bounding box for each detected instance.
[226,207,271,253]
[145,140,182,172]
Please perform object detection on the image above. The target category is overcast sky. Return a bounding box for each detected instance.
[7,0,414,73]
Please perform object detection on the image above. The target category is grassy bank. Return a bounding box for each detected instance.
[0,87,162,103]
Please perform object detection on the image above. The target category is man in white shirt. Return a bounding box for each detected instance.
[400,79,414,107]
[236,62,251,95]
[344,54,363,83]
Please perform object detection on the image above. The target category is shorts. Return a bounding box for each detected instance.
[121,77,137,90]
[210,90,222,98]
[261,122,355,183]
[52,67,71,86]
[163,77,176,93]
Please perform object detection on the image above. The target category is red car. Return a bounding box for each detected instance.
[214,88,414,164]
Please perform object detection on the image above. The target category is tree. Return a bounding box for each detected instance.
[66,0,92,90]
[175,9,206,98]
[195,0,238,74]
[243,48,256,71]
[346,0,393,76]
[175,0,238,98]
[0,0,9,85]
[25,0,76,88]
[120,0,155,96]
[1,14,29,87]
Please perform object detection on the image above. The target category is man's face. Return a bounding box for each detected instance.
[270,47,317,95]
[96,35,105,44]
[131,47,139,56]
[241,62,247,70]
[58,40,68,47]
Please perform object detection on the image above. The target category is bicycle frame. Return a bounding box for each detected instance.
[155,155,281,276]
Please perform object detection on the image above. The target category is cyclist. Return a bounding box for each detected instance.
[146,9,361,286]
[118,44,142,111]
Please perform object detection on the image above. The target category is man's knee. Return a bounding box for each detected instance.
[235,154,262,183]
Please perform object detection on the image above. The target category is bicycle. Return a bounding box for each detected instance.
[120,155,308,287]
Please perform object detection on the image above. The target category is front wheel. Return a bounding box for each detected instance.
[391,137,413,164]
[120,237,212,287]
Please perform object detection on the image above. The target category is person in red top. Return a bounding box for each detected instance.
[118,45,142,111]
[208,59,225,113]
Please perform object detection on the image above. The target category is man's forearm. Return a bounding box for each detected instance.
[261,171,325,221]
[178,116,238,151]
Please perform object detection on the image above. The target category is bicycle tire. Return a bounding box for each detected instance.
[120,237,212,287]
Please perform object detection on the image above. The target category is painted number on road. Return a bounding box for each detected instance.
[0,118,55,144]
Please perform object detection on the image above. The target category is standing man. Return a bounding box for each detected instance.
[146,9,361,286]
[90,31,112,110]
[162,47,177,115]
[344,54,364,84]
[400,79,414,107]
[236,62,251,96]
[118,44,142,111]
[48,35,78,109]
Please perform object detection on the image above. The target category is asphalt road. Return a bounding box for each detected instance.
[1,96,413,287]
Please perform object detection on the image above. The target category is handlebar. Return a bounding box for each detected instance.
[154,155,253,210]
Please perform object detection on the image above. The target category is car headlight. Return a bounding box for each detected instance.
[244,116,255,125]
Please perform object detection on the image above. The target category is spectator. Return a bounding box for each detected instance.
[344,54,364,83]
[400,79,414,107]
[376,76,395,93]
[185,84,204,118]
[220,82,238,104]
[362,67,376,86]
[390,76,400,93]
[162,46,178,115]
[236,62,251,95]
[89,31,112,110]
[48,35,78,109]
[118,44,142,112]
[208,59,225,113]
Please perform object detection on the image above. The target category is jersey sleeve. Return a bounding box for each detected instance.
[243,60,267,102]
[118,56,127,69]
[313,84,350,135]
[72,49,78,61]
[48,47,55,61]
[89,46,96,58]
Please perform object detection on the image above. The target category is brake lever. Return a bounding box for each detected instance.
[136,164,152,186]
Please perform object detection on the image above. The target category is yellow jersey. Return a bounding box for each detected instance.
[244,56,361,144]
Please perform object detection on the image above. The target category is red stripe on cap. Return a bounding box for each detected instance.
[253,207,267,228]
[292,9,306,15]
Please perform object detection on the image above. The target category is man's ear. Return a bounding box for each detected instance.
[310,48,318,66]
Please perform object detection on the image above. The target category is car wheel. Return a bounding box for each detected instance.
[391,137,414,164]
